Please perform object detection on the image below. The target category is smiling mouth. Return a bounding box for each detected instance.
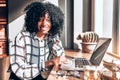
[41,27,48,30]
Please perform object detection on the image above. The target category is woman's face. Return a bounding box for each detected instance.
[38,13,51,35]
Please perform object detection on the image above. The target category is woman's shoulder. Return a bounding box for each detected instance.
[15,31,31,39]
[17,31,30,36]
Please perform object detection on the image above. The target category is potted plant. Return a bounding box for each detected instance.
[77,31,99,53]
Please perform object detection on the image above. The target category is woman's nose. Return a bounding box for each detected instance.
[42,19,47,26]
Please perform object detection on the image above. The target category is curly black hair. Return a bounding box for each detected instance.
[23,2,64,36]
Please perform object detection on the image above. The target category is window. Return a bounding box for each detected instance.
[74,0,120,55]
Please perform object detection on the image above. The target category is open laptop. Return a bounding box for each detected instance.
[60,38,111,71]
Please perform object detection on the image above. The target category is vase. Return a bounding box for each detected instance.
[81,42,97,53]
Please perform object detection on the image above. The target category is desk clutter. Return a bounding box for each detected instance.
[59,59,120,80]
[51,66,101,80]
[101,60,120,80]
[51,64,120,80]
[50,69,83,80]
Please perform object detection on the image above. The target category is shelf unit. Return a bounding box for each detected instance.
[0,1,10,80]
[0,0,8,56]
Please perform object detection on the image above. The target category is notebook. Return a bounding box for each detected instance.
[60,38,111,71]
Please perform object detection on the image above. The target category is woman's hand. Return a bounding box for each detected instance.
[45,56,71,68]
[52,56,70,66]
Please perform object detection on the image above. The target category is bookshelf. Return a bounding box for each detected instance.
[0,1,10,80]
[0,0,8,56]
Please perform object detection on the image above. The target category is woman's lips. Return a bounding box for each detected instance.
[41,27,47,30]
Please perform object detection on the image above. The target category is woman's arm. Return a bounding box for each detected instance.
[47,35,68,66]
[52,35,65,56]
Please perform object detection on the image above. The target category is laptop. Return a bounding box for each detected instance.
[60,38,111,71]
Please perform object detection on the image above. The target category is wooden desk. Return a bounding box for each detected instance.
[0,54,10,80]
[47,50,120,80]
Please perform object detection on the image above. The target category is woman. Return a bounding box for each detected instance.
[10,2,68,80]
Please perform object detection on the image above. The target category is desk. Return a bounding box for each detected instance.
[47,50,120,80]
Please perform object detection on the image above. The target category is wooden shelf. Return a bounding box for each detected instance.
[0,22,6,24]
[0,0,6,3]
[0,18,6,22]
[0,1,9,80]
[0,0,6,7]
[0,4,6,7]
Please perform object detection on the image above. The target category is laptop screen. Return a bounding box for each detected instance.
[89,38,111,66]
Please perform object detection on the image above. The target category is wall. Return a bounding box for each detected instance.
[8,0,44,23]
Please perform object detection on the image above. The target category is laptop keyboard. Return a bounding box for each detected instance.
[75,58,90,68]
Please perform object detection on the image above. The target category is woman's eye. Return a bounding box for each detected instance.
[39,18,44,22]
[46,17,51,22]
[39,17,51,22]
[39,19,42,22]
[47,19,51,22]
